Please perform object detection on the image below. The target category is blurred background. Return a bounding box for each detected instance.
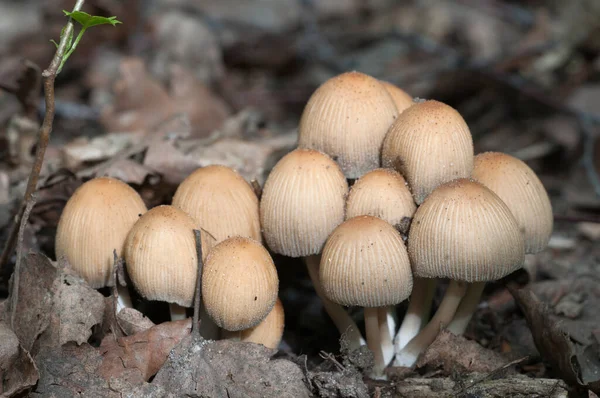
[1,0,600,361]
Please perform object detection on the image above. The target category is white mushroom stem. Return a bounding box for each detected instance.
[169,303,188,321]
[394,277,437,350]
[199,303,221,339]
[305,255,366,349]
[394,280,467,367]
[365,307,385,378]
[447,282,486,335]
[378,307,395,366]
[116,284,133,313]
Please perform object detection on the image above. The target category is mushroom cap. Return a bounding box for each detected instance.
[408,178,525,282]
[346,168,416,230]
[239,297,285,349]
[172,165,261,256]
[124,205,197,307]
[260,148,348,257]
[55,177,147,289]
[203,237,279,331]
[298,71,399,178]
[380,81,413,113]
[320,215,413,307]
[381,100,474,204]
[472,152,553,254]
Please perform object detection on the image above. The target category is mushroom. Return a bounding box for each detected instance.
[345,168,421,364]
[320,215,413,377]
[447,152,553,335]
[202,237,278,331]
[381,100,474,204]
[55,177,147,311]
[172,164,261,255]
[124,205,197,321]
[260,148,365,348]
[380,81,413,113]
[222,297,285,350]
[394,178,524,367]
[298,71,399,179]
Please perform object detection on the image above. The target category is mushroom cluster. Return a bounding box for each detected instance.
[54,70,553,375]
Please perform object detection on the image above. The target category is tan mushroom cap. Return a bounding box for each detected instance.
[320,216,413,307]
[172,165,261,257]
[298,71,399,178]
[408,178,525,282]
[56,177,147,289]
[380,81,413,113]
[203,237,279,331]
[472,152,553,254]
[260,148,348,257]
[124,205,197,307]
[382,100,474,204]
[346,168,416,230]
[239,297,285,349]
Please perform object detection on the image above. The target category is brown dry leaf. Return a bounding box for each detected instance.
[62,132,140,169]
[1,339,39,397]
[4,253,104,355]
[152,335,311,397]
[416,330,510,375]
[117,307,156,336]
[509,285,600,394]
[98,319,191,383]
[98,159,157,186]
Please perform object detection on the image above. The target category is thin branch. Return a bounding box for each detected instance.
[192,229,204,336]
[0,0,86,272]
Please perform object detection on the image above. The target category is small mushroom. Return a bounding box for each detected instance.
[447,152,553,335]
[172,165,261,256]
[124,205,197,321]
[394,178,524,367]
[260,148,365,348]
[55,177,147,311]
[380,81,413,113]
[298,71,399,178]
[223,297,285,350]
[382,100,474,204]
[202,237,278,331]
[320,215,413,377]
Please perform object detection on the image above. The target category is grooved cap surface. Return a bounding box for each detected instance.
[408,178,525,282]
[240,297,285,349]
[346,168,416,227]
[472,152,553,254]
[320,216,413,307]
[380,81,413,113]
[55,177,147,288]
[260,148,348,257]
[124,205,197,307]
[298,71,399,178]
[172,165,261,257]
[203,237,279,331]
[381,100,474,204]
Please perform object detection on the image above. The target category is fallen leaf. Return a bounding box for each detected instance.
[509,285,600,394]
[98,319,191,382]
[62,132,140,169]
[152,335,311,397]
[116,307,156,336]
[416,330,510,375]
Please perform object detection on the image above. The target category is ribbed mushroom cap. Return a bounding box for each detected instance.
[472,152,553,254]
[239,297,285,349]
[346,168,416,230]
[381,100,474,204]
[55,177,147,289]
[380,81,413,113]
[260,148,348,257]
[408,178,525,282]
[124,205,197,307]
[172,165,261,256]
[320,216,413,307]
[298,71,399,178]
[203,237,279,331]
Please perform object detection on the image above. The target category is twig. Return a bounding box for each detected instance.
[10,195,37,330]
[455,356,530,396]
[0,0,86,272]
[318,351,346,372]
[192,229,204,336]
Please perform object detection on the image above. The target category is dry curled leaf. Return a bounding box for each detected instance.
[0,321,39,396]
